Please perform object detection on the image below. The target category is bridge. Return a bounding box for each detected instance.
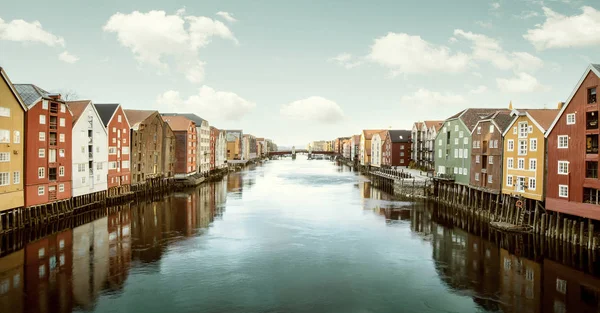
[268,150,335,156]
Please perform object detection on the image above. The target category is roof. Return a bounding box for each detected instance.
[522,109,560,131]
[362,129,385,140]
[366,130,387,155]
[161,113,206,126]
[449,108,506,131]
[386,130,412,143]
[124,109,157,130]
[546,63,600,136]
[424,120,444,131]
[162,115,194,131]
[473,110,513,134]
[66,100,91,124]
[0,68,28,112]
[413,122,423,130]
[94,103,120,126]
[13,84,50,107]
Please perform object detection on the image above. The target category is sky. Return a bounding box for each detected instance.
[1,0,599,147]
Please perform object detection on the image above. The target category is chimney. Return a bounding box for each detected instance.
[508,101,513,110]
[557,101,565,110]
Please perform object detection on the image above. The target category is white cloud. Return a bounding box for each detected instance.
[104,10,237,83]
[400,88,466,106]
[476,21,493,28]
[367,32,470,75]
[280,96,344,123]
[216,11,237,23]
[468,85,488,94]
[329,53,362,69]
[524,6,600,50]
[515,10,539,19]
[454,29,543,72]
[58,51,79,63]
[491,2,501,10]
[496,72,549,93]
[0,18,64,46]
[156,85,255,121]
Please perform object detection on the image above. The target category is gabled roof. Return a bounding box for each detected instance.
[162,115,194,131]
[386,130,412,143]
[362,129,385,140]
[0,68,28,112]
[66,100,91,124]
[447,108,506,131]
[161,113,206,126]
[413,122,423,130]
[471,110,512,134]
[124,109,158,130]
[13,84,51,107]
[546,63,600,136]
[424,120,444,132]
[366,130,387,155]
[503,108,560,136]
[94,103,120,126]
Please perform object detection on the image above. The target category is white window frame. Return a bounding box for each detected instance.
[489,156,494,164]
[0,172,8,186]
[529,158,537,171]
[507,140,514,151]
[475,173,480,181]
[507,158,514,169]
[38,186,44,195]
[13,171,20,184]
[59,133,65,143]
[59,184,64,192]
[566,113,575,125]
[558,135,568,149]
[529,138,537,151]
[0,152,9,162]
[475,155,480,163]
[454,138,458,145]
[488,175,493,184]
[518,140,527,155]
[518,122,528,138]
[559,185,568,198]
[59,166,64,177]
[529,177,536,190]
[477,126,481,134]
[517,158,525,170]
[38,148,45,158]
[39,115,46,124]
[39,132,45,141]
[489,125,494,133]
[38,167,45,179]
[506,175,513,186]
[13,131,20,144]
[558,161,569,175]
[59,118,65,127]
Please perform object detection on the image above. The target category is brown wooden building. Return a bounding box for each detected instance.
[124,110,175,184]
[469,111,512,194]
[381,130,411,167]
[546,64,600,220]
[162,115,197,178]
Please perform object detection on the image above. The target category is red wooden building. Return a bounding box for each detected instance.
[14,85,73,207]
[546,64,600,220]
[210,126,218,171]
[162,115,197,178]
[382,130,411,167]
[95,104,131,195]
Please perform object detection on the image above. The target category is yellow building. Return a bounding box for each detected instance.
[360,130,385,166]
[501,108,559,201]
[0,68,27,212]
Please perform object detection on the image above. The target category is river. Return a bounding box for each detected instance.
[0,156,599,313]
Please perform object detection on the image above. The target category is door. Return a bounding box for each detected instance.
[517,177,525,192]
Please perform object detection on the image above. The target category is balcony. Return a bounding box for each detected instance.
[50,103,59,114]
[89,136,93,144]
[587,111,598,130]
[49,168,57,181]
[589,88,597,104]
[587,134,599,154]
[436,173,455,181]
[482,142,488,154]
[584,188,600,205]
[50,116,57,130]
[587,161,598,178]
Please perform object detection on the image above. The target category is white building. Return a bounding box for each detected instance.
[216,130,227,169]
[370,133,383,167]
[67,100,108,197]
[162,113,210,174]
[342,141,351,159]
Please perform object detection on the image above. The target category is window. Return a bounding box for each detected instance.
[109,147,117,154]
[518,140,527,155]
[507,158,514,169]
[463,137,468,144]
[459,149,463,158]
[438,149,442,158]
[39,132,45,141]
[0,172,8,186]
[529,159,537,170]
[589,87,597,104]
[81,177,86,184]
[459,131,464,138]
[0,130,9,143]
[488,175,493,183]
[97,162,103,170]
[507,140,514,151]
[13,171,19,184]
[438,139,442,146]
[59,184,64,192]
[454,149,458,158]
[558,161,569,175]
[39,115,46,124]
[38,148,45,158]
[518,122,528,138]
[38,167,45,178]
[443,127,447,133]
[475,173,480,181]
[477,126,481,134]
[118,115,122,122]
[529,178,536,190]
[489,156,494,164]
[454,138,458,145]
[59,166,64,177]
[122,161,130,169]
[13,131,20,144]
[459,168,463,175]
[558,135,568,148]
[0,107,9,117]
[513,127,517,134]
[78,164,85,172]
[566,113,575,125]
[0,152,9,162]
[59,149,65,158]
[518,158,525,169]
[463,168,468,176]
[506,175,513,186]
[59,134,65,143]
[559,185,569,198]
[494,140,498,148]
[123,138,127,144]
[60,103,66,113]
[454,167,458,174]
[122,128,126,134]
[59,118,65,127]
[489,125,494,133]
[476,155,480,163]
[38,186,44,195]
[454,125,458,131]
[112,138,116,144]
[122,147,129,155]
[529,138,537,151]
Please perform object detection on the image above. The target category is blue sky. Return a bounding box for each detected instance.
[1,0,599,146]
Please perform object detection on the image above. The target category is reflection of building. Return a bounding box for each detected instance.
[499,248,541,313]
[72,217,109,310]
[0,249,24,313]
[131,200,166,265]
[227,173,243,194]
[25,229,73,313]
[107,208,131,291]
[543,259,600,313]
[171,192,199,236]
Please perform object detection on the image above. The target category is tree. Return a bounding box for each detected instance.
[52,89,79,101]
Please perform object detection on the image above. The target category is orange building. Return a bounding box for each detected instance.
[162,115,197,178]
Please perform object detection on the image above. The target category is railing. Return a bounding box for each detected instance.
[89,152,93,159]
[88,136,93,144]
[49,105,58,114]
[49,139,57,146]
[589,94,597,104]
[49,122,57,130]
[435,173,455,181]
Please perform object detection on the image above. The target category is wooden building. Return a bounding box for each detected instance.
[210,126,218,170]
[95,104,131,195]
[469,111,512,194]
[502,108,559,202]
[545,64,600,220]
[226,130,243,160]
[66,100,109,198]
[424,121,444,170]
[162,115,197,178]
[359,130,385,166]
[15,84,73,207]
[382,129,412,167]
[124,110,174,184]
[0,68,27,212]
[162,113,210,174]
[370,132,384,167]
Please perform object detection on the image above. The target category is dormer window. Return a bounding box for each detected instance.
[589,88,597,104]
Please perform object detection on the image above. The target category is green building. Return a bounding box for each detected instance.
[434,108,504,185]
